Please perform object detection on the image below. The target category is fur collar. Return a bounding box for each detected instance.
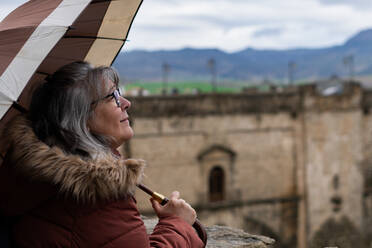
[2,115,146,204]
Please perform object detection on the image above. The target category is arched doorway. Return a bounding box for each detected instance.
[310,216,365,248]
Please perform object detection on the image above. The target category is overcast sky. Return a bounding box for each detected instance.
[1,0,372,53]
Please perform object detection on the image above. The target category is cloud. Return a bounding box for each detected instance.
[253,28,283,38]
[317,0,372,10]
[2,0,372,52]
[125,0,372,51]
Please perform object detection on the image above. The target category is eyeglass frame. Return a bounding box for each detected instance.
[91,88,122,107]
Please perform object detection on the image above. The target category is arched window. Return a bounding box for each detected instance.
[209,166,225,202]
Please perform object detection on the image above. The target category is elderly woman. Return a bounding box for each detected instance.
[0,61,204,247]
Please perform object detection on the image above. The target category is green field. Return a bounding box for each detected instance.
[120,75,372,95]
[122,81,280,95]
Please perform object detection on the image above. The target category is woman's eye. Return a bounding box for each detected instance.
[106,93,115,99]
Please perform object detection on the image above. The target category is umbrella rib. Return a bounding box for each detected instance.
[64,36,127,42]
[12,102,28,114]
[36,71,51,76]
[91,0,112,3]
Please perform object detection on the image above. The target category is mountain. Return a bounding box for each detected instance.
[113,29,372,82]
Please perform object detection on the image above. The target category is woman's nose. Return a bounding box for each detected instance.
[120,96,131,111]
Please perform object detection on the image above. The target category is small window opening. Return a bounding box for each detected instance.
[209,166,225,202]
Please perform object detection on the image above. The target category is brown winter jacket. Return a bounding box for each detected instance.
[0,116,204,248]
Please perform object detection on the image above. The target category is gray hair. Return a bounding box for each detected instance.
[29,61,120,159]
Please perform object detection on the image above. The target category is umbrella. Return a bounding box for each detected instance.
[0,0,143,156]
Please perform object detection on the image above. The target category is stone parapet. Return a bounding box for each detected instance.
[362,89,372,113]
[127,83,368,118]
[301,83,362,111]
[127,92,301,117]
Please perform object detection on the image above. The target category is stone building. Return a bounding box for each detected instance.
[122,83,372,248]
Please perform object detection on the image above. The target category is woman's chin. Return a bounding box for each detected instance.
[114,129,134,147]
[125,127,134,140]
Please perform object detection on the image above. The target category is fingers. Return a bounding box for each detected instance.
[150,193,197,226]
[170,191,180,200]
[169,192,191,212]
[170,191,186,209]
[150,198,161,212]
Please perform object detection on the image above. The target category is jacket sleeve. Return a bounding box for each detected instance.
[149,216,205,248]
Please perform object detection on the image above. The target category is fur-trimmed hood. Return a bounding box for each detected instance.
[1,115,145,205]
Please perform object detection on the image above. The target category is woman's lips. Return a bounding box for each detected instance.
[120,117,129,123]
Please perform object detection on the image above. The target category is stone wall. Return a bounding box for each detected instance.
[122,82,371,248]
[142,216,275,248]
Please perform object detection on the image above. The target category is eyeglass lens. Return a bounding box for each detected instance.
[113,89,122,107]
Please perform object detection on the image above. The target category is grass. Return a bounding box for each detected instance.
[120,79,316,95]
[119,75,372,96]
[122,81,244,95]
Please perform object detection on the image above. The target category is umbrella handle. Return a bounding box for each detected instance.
[192,219,208,246]
[138,184,208,246]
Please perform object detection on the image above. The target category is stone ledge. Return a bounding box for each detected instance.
[143,216,275,248]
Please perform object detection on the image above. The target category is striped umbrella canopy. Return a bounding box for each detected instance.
[0,0,142,156]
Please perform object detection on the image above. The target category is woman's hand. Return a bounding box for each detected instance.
[150,191,197,226]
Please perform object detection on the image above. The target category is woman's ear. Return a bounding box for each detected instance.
[86,110,96,132]
[86,118,92,132]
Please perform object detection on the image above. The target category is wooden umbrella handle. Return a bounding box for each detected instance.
[192,219,208,246]
[137,184,208,246]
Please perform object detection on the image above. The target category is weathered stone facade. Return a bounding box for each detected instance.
[122,83,372,248]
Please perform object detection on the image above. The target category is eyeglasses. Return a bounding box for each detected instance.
[92,88,122,107]
[106,88,122,107]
